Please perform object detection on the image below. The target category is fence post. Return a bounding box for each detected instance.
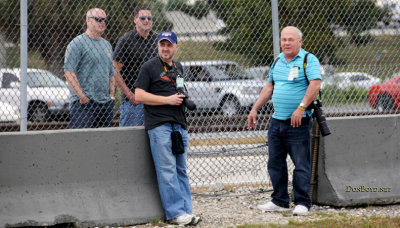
[271,0,280,58]
[20,0,28,131]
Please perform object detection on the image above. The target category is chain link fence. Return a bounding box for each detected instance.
[1,0,400,187]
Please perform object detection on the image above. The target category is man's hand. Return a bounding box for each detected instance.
[291,108,304,127]
[79,95,90,104]
[247,109,257,130]
[127,90,140,105]
[166,93,186,106]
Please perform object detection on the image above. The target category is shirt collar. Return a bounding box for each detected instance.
[279,48,306,63]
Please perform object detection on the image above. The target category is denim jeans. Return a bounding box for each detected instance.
[69,100,114,129]
[267,117,312,209]
[119,101,144,126]
[147,123,192,220]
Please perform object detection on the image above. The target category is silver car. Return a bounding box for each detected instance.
[0,68,70,122]
[181,61,272,116]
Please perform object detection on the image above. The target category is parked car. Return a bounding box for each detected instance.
[181,61,272,116]
[368,74,400,112]
[322,72,381,90]
[0,101,19,123]
[245,66,270,81]
[0,68,70,122]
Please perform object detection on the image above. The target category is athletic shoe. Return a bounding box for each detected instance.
[257,201,290,212]
[168,213,193,225]
[190,214,201,225]
[293,204,309,216]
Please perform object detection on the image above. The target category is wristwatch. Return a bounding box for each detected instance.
[299,102,306,109]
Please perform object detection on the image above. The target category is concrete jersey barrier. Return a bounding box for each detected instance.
[315,115,400,206]
[0,127,164,227]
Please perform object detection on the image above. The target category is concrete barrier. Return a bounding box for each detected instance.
[315,115,400,206]
[0,127,164,227]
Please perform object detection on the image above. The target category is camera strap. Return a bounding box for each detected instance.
[158,56,178,74]
[158,56,188,93]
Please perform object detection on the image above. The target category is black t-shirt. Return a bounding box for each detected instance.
[135,57,187,130]
[113,29,158,100]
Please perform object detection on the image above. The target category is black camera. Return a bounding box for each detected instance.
[174,70,196,111]
[176,86,196,110]
[308,100,331,136]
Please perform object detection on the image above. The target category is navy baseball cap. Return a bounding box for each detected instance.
[158,31,178,44]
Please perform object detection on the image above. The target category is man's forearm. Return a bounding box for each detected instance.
[135,88,168,106]
[251,82,273,112]
[109,76,115,97]
[65,71,86,98]
[301,79,321,107]
[113,60,133,97]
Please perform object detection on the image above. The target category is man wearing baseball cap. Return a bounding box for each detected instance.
[135,31,200,226]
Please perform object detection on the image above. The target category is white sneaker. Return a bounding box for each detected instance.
[257,201,290,212]
[169,213,193,225]
[293,205,309,216]
[190,214,201,225]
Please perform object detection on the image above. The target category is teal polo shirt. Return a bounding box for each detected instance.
[64,33,114,104]
[268,49,321,120]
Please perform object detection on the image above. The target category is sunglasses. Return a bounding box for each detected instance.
[90,17,107,23]
[139,16,153,21]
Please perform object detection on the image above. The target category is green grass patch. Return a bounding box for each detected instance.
[335,35,400,78]
[322,85,369,105]
[237,215,400,228]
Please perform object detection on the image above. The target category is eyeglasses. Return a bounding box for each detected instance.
[89,17,107,23]
[139,16,153,21]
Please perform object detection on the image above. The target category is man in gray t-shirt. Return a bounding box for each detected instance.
[64,8,115,128]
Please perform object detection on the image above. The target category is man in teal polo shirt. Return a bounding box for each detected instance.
[248,26,321,215]
[64,8,115,128]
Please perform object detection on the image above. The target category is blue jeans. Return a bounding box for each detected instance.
[69,100,114,129]
[147,123,192,220]
[267,118,312,209]
[119,101,144,126]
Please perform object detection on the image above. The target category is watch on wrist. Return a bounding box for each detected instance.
[299,102,306,109]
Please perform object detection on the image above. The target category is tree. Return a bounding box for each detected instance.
[336,0,389,46]
[0,0,172,75]
[169,0,389,65]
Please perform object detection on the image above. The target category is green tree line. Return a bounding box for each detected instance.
[0,0,172,75]
[0,0,389,73]
[170,0,388,65]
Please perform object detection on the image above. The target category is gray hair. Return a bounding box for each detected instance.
[86,8,103,19]
[283,26,303,39]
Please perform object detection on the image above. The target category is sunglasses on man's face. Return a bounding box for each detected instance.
[90,17,107,23]
[139,16,153,21]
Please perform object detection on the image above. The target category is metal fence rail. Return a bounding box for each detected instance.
[1,0,400,186]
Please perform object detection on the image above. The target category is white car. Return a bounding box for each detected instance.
[245,66,270,81]
[0,68,70,122]
[0,101,19,123]
[321,72,381,90]
[181,61,272,116]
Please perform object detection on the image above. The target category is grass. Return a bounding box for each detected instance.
[335,35,400,77]
[189,136,267,146]
[237,214,400,228]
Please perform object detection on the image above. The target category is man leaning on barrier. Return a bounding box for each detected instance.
[135,31,200,226]
[247,26,321,216]
[64,8,115,129]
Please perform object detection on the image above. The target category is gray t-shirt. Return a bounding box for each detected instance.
[64,33,114,103]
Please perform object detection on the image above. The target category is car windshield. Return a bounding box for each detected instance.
[27,72,66,87]
[211,64,253,80]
